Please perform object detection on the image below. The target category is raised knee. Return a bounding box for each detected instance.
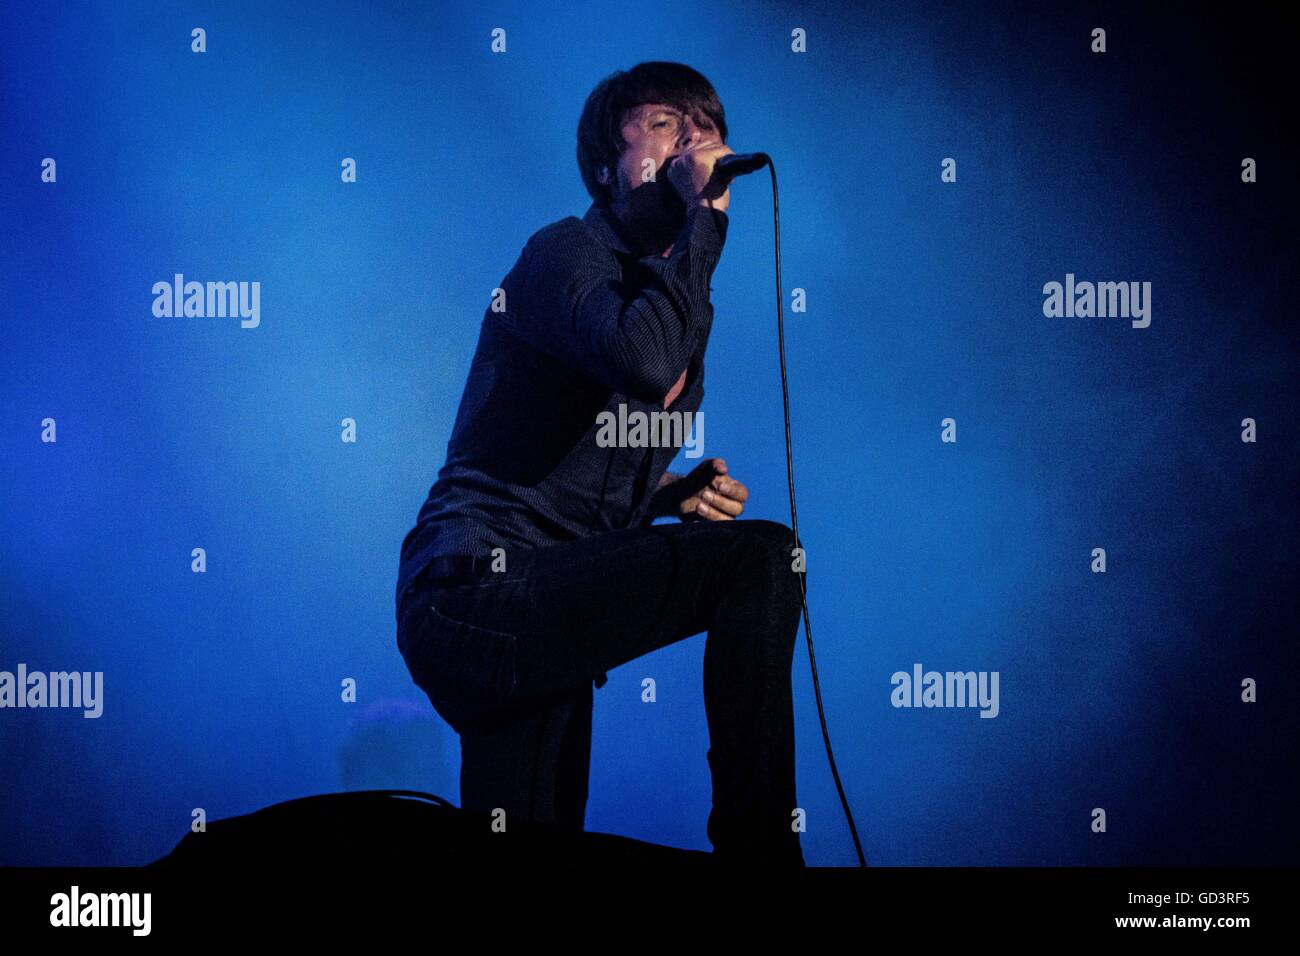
[736,520,803,595]
[742,518,796,553]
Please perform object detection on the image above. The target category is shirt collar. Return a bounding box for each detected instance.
[582,201,633,256]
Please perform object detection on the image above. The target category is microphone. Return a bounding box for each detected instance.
[715,152,770,181]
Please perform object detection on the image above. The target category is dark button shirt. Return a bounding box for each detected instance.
[395,201,729,606]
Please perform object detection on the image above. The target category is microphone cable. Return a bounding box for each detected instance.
[746,153,869,867]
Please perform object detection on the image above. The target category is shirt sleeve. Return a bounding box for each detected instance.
[510,205,728,403]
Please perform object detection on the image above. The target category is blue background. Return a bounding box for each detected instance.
[2,0,1296,866]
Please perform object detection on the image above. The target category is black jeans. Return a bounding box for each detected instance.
[395,517,807,866]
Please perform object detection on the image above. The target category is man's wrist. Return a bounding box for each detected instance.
[646,491,673,518]
[646,471,683,518]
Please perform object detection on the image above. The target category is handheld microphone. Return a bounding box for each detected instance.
[715,151,770,180]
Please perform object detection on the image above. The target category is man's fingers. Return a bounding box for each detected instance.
[700,488,744,516]
[684,460,747,520]
[709,477,749,502]
[695,500,735,520]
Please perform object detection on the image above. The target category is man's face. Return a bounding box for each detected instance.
[598,102,722,220]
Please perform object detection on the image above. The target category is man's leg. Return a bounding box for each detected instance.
[699,520,806,867]
[458,680,593,831]
[399,568,597,831]
[399,518,806,864]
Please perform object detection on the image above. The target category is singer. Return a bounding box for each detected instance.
[394,61,806,867]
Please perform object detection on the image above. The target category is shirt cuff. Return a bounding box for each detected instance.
[683,204,729,257]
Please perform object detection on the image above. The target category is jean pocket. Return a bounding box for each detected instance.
[399,596,521,734]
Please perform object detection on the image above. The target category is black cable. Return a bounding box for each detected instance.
[751,155,868,867]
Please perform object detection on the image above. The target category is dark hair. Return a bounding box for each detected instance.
[576,61,728,206]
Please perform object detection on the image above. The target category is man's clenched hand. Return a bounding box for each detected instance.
[650,457,749,521]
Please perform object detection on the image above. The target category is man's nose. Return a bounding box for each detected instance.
[679,118,706,148]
